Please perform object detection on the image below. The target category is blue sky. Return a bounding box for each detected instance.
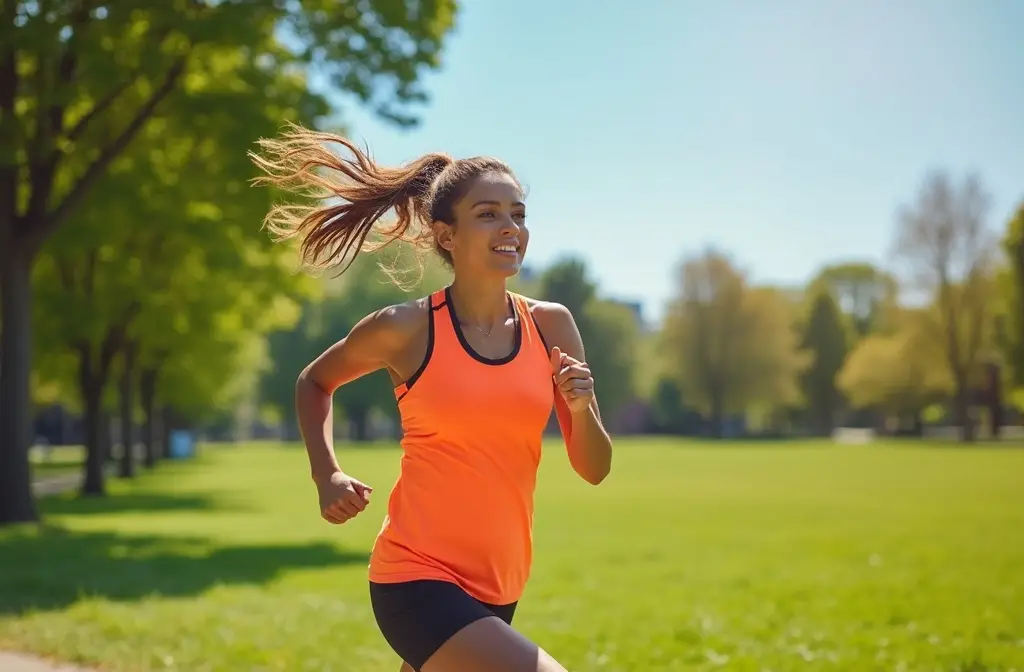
[323,0,1024,324]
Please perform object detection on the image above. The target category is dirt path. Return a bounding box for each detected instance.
[0,651,96,672]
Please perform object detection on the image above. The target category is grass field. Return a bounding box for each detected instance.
[29,445,86,479]
[2,439,1023,671]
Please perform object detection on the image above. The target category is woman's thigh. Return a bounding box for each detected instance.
[369,580,521,671]
[421,616,568,672]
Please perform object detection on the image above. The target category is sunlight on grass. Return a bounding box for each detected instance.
[2,439,1023,671]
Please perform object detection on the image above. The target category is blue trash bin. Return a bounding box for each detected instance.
[168,430,196,460]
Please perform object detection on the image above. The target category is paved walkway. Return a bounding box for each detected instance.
[0,652,95,672]
[31,465,117,497]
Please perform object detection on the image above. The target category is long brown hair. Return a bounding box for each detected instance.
[249,122,517,280]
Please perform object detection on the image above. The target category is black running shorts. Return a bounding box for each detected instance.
[369,579,518,670]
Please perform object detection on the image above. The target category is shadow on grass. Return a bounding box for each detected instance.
[40,491,248,516]
[0,525,369,615]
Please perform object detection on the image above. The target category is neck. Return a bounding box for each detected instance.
[448,276,510,329]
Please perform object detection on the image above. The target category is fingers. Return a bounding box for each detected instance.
[549,346,563,372]
[558,375,595,402]
[322,488,370,525]
[322,506,349,524]
[352,481,373,502]
[551,351,595,409]
[553,361,591,387]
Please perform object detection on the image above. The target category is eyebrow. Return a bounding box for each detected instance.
[471,200,526,208]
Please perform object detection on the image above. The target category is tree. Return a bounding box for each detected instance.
[890,171,999,441]
[1,1,458,523]
[536,256,597,322]
[535,257,641,428]
[808,262,898,338]
[837,316,953,430]
[1001,205,1023,388]
[662,249,807,437]
[798,290,849,434]
[580,299,640,430]
[30,42,321,495]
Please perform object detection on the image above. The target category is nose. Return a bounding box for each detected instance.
[499,214,521,236]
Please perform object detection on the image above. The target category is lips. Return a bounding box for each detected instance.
[492,243,519,256]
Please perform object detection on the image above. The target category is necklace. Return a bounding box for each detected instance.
[468,323,493,338]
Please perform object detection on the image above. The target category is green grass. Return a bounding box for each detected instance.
[2,439,1023,671]
[29,445,84,479]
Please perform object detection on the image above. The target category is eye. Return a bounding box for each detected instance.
[478,211,496,219]
[513,212,527,221]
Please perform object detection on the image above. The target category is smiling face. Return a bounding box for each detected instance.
[434,171,528,278]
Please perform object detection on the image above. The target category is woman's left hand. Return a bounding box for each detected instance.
[550,346,595,415]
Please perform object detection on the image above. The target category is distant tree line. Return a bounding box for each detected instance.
[653,174,1023,441]
[253,173,1023,446]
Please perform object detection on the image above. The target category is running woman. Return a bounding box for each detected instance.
[250,125,614,672]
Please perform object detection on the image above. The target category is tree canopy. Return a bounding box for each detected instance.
[663,249,808,436]
[1,0,459,523]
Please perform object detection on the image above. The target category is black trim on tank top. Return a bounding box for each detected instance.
[529,310,550,353]
[444,286,522,366]
[395,295,440,402]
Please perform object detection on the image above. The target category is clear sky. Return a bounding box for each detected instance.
[324,0,1024,324]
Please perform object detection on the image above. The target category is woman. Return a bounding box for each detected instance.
[250,125,614,672]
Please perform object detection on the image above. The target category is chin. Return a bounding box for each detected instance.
[495,261,523,278]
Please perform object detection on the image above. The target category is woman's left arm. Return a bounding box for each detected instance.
[532,301,613,485]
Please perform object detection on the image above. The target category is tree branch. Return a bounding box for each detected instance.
[24,1,92,226]
[63,24,173,145]
[99,300,143,377]
[64,75,138,145]
[26,55,189,255]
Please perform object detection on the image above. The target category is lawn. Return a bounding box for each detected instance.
[29,445,85,479]
[1,439,1022,671]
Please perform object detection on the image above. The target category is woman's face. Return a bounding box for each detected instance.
[436,171,528,278]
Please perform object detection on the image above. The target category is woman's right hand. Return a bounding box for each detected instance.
[316,471,373,524]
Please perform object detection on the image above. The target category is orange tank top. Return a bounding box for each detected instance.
[368,287,554,605]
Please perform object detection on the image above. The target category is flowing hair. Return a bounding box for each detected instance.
[249,122,517,284]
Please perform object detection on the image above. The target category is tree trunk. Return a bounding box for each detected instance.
[0,251,40,524]
[161,406,174,458]
[911,412,924,437]
[118,342,137,478]
[81,383,106,496]
[349,407,370,442]
[954,383,975,443]
[709,397,724,439]
[819,403,836,437]
[140,367,159,468]
[987,363,1003,439]
[78,350,110,496]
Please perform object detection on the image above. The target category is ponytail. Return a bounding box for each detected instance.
[249,122,453,276]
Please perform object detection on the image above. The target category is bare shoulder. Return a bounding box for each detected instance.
[519,296,585,357]
[359,295,431,348]
[301,294,433,392]
[522,296,572,325]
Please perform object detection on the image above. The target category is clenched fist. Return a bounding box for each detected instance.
[316,471,373,524]
[551,346,595,415]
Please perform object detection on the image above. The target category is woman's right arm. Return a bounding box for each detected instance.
[295,306,411,485]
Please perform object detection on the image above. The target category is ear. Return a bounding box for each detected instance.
[433,220,454,251]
